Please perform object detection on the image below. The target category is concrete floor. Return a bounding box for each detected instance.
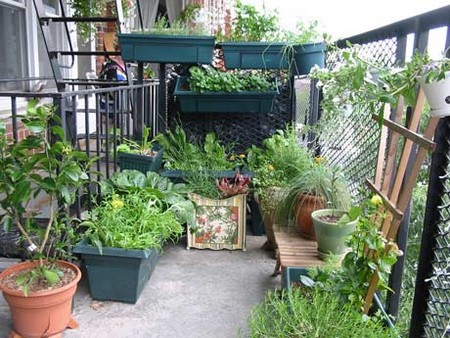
[0,235,280,338]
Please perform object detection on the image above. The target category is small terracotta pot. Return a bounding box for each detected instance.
[295,194,326,240]
[0,260,81,338]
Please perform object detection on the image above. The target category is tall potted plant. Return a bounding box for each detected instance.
[74,170,194,303]
[276,160,351,240]
[0,100,92,337]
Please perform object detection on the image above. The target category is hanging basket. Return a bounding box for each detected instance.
[420,71,450,117]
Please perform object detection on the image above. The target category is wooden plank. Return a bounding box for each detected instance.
[374,104,392,186]
[382,100,404,194]
[365,179,404,219]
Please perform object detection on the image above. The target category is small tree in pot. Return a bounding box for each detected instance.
[0,99,93,337]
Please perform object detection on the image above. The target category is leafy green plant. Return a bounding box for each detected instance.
[311,45,450,123]
[116,126,157,156]
[0,99,93,294]
[80,170,194,252]
[187,66,275,93]
[247,287,398,338]
[333,195,403,307]
[143,4,208,36]
[246,125,312,192]
[155,125,241,171]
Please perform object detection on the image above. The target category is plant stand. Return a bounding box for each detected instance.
[187,193,247,251]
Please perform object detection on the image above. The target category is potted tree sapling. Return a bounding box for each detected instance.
[0,100,92,337]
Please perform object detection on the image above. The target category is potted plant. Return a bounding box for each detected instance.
[276,159,351,240]
[173,66,279,114]
[73,170,194,303]
[116,126,163,173]
[219,1,325,74]
[245,126,312,245]
[155,125,246,182]
[0,100,92,337]
[185,171,251,251]
[117,4,215,64]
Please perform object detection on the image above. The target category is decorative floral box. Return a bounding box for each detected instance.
[187,193,247,251]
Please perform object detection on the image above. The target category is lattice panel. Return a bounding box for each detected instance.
[321,38,397,200]
[423,127,450,336]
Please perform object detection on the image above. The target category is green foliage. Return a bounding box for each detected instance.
[247,287,398,338]
[246,125,312,191]
[187,66,275,93]
[332,195,403,307]
[116,126,156,156]
[101,170,196,227]
[228,0,279,42]
[144,4,208,36]
[225,1,323,43]
[70,0,131,42]
[0,99,92,291]
[310,45,450,124]
[81,190,183,252]
[154,125,241,171]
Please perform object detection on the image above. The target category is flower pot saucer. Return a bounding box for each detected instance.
[8,317,78,338]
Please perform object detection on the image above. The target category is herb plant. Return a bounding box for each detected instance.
[116,126,157,156]
[187,66,275,93]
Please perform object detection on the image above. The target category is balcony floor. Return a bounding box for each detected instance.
[0,234,279,338]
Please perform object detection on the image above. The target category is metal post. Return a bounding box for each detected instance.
[409,118,449,337]
[157,63,167,135]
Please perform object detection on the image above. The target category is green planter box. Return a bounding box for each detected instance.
[250,196,265,236]
[282,266,309,289]
[118,149,163,174]
[220,42,325,74]
[174,76,278,114]
[73,242,159,304]
[117,34,215,64]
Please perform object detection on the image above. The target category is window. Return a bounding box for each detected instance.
[0,2,27,91]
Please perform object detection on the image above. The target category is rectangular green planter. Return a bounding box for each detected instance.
[221,42,325,75]
[282,266,309,290]
[117,33,215,64]
[118,149,163,173]
[174,76,278,114]
[73,242,159,303]
[250,196,265,236]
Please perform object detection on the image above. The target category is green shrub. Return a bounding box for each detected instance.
[247,288,398,338]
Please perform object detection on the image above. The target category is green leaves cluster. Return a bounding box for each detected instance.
[188,66,275,93]
[0,99,92,290]
[155,125,242,172]
[310,45,450,124]
[81,170,195,252]
[116,126,156,156]
[248,287,398,338]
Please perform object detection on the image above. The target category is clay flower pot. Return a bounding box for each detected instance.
[0,260,81,337]
[294,194,326,240]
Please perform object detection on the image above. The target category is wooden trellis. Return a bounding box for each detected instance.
[363,90,439,313]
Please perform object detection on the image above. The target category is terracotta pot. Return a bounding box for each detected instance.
[295,194,326,240]
[0,260,81,338]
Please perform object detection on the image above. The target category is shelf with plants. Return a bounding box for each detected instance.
[174,66,279,114]
[118,5,215,64]
[218,1,325,73]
